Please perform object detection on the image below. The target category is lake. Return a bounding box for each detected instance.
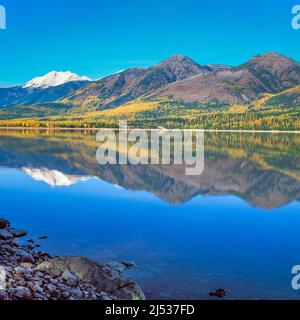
[1,129,300,299]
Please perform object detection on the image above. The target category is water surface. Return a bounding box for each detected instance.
[1,129,300,299]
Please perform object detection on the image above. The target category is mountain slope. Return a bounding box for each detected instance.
[0,81,89,108]
[237,53,300,92]
[61,55,211,110]
[146,53,300,106]
[261,85,300,108]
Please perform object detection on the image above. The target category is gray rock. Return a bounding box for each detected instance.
[61,291,71,299]
[34,293,44,300]
[14,286,32,300]
[36,263,62,278]
[20,262,34,269]
[61,270,78,287]
[0,290,8,300]
[0,229,13,240]
[8,228,27,238]
[15,249,29,257]
[50,289,61,300]
[46,284,61,299]
[15,249,35,264]
[49,278,58,285]
[46,284,57,292]
[15,267,33,275]
[33,283,44,294]
[20,254,35,264]
[71,288,82,299]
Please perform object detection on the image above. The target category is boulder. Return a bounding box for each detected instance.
[37,257,145,300]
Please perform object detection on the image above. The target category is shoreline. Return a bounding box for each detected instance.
[0,127,300,134]
[0,217,145,300]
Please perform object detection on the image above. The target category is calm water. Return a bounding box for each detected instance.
[1,129,300,299]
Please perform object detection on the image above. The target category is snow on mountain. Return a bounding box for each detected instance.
[23,71,91,89]
[23,167,92,187]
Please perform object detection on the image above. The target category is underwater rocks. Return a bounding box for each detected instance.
[8,228,27,238]
[0,217,145,300]
[209,289,229,299]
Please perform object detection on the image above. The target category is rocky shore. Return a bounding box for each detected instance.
[0,218,145,300]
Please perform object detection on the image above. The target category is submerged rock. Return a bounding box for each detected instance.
[38,236,48,240]
[107,261,136,273]
[122,261,137,268]
[209,288,229,299]
[8,228,27,238]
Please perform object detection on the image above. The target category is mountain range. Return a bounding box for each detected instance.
[1,52,300,129]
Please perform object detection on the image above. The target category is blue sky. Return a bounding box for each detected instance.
[0,0,299,86]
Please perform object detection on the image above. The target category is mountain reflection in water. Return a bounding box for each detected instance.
[1,129,300,299]
[0,129,299,209]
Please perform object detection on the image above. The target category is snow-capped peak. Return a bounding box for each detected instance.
[23,167,92,187]
[23,71,91,89]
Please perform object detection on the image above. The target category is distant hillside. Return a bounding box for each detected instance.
[60,54,214,110]
[1,52,300,130]
[146,53,300,106]
[261,85,300,108]
[0,81,88,108]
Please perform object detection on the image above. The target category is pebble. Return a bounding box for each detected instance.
[0,229,13,240]
[15,266,33,275]
[0,290,8,300]
[20,254,35,264]
[14,286,32,300]
[62,270,78,287]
